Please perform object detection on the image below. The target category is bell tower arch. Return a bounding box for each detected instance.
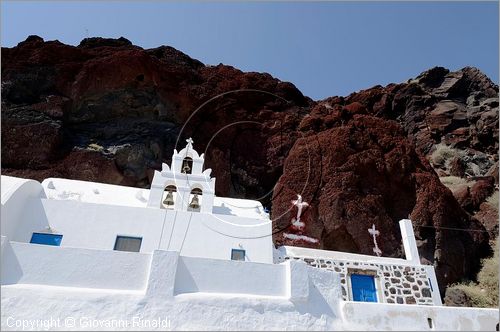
[147,138,215,213]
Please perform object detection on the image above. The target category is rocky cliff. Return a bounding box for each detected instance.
[2,36,498,294]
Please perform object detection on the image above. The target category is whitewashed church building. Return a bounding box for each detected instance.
[1,139,498,330]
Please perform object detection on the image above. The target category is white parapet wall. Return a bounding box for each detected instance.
[174,256,288,297]
[2,241,152,291]
[341,301,499,331]
[276,245,442,306]
[1,238,498,331]
[0,238,311,299]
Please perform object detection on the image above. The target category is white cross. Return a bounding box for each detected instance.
[291,194,309,224]
[186,137,194,146]
[368,224,382,257]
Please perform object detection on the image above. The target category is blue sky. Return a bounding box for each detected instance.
[2,1,498,100]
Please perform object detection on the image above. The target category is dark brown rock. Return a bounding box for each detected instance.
[475,202,499,239]
[344,67,499,177]
[453,177,495,215]
[449,156,466,177]
[486,162,499,184]
[470,177,495,209]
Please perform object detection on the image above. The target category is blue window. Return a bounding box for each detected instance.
[350,274,377,302]
[231,249,245,261]
[30,233,63,246]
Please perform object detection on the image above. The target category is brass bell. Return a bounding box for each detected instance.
[163,190,174,206]
[182,163,191,174]
[189,193,200,209]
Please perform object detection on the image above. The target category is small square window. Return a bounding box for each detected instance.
[231,249,245,261]
[30,233,63,246]
[114,236,142,252]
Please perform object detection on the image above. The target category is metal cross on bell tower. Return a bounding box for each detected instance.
[368,224,382,257]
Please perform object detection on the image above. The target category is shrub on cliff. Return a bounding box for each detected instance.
[431,143,463,168]
[445,239,499,307]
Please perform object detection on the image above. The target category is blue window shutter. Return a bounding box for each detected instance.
[30,233,63,246]
[350,274,377,303]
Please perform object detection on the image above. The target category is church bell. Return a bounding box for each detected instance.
[189,193,200,209]
[163,190,175,206]
[182,161,191,174]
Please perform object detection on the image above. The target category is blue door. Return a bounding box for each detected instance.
[350,274,377,302]
[30,233,63,246]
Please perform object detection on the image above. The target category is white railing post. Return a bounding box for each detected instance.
[399,219,421,265]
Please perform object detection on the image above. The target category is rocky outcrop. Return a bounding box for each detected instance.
[1,35,309,197]
[2,36,497,293]
[272,112,490,292]
[330,65,499,250]
[341,66,498,177]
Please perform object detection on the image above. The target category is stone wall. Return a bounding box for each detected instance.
[283,255,435,305]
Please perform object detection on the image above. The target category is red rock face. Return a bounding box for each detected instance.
[272,113,490,291]
[2,36,497,293]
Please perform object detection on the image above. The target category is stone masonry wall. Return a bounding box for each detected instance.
[283,255,434,305]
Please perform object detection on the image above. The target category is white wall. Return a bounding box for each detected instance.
[1,177,47,241]
[2,241,151,290]
[169,212,273,263]
[0,240,497,331]
[23,198,166,252]
[6,197,273,263]
[1,256,347,331]
[174,256,287,296]
[341,301,499,331]
[279,246,442,306]
[277,245,420,266]
[1,241,292,298]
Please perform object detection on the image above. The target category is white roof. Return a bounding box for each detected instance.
[41,178,268,219]
[1,176,38,205]
[212,196,267,219]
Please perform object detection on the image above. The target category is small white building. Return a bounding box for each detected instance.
[1,139,498,331]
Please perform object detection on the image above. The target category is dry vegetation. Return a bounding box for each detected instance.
[439,176,475,194]
[430,143,463,168]
[485,191,499,211]
[446,239,499,308]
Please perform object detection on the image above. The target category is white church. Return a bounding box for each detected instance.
[1,139,498,331]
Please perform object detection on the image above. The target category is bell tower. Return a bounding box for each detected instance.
[147,138,215,213]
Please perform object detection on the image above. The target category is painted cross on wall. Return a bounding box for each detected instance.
[368,224,382,257]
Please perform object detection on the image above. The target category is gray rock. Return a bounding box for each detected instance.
[444,287,473,307]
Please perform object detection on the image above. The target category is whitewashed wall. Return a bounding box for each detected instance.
[276,246,442,306]
[1,177,47,242]
[5,196,273,263]
[2,241,151,290]
[174,256,287,296]
[341,301,499,331]
[24,199,166,252]
[1,243,497,331]
[1,239,296,298]
[171,212,273,263]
